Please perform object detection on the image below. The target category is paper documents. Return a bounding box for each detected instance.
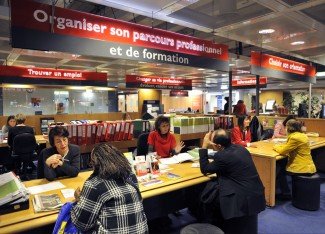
[28,181,65,195]
[159,153,194,165]
[33,193,63,212]
[61,189,75,199]
[0,172,29,206]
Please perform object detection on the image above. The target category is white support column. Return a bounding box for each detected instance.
[308,83,312,118]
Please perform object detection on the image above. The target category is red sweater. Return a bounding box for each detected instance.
[231,126,251,147]
[147,131,176,158]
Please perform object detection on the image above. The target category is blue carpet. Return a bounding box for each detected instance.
[259,178,325,234]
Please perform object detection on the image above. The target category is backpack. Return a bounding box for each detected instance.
[53,202,80,234]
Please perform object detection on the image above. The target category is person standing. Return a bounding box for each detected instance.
[200,129,265,229]
[233,100,247,116]
[223,97,229,114]
[204,101,209,114]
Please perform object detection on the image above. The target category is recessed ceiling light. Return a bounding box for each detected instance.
[221,74,228,77]
[139,61,147,64]
[198,68,205,71]
[291,41,305,45]
[258,29,275,34]
[229,63,235,66]
[288,84,293,87]
[101,70,108,73]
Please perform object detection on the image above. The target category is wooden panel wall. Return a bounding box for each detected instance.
[257,116,325,137]
[260,91,283,106]
[0,112,140,135]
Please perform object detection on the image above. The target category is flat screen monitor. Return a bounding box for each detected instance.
[265,100,275,111]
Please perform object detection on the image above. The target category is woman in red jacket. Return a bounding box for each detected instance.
[231,115,254,147]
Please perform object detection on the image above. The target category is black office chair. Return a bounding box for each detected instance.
[260,129,274,140]
[136,132,150,156]
[11,133,38,180]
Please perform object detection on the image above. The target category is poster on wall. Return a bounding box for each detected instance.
[250,52,316,83]
[10,0,229,71]
[126,75,192,90]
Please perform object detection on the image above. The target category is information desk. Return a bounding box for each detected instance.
[247,136,325,207]
[0,163,209,233]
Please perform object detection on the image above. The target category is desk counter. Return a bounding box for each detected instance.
[0,135,47,148]
[0,163,208,233]
[247,136,325,207]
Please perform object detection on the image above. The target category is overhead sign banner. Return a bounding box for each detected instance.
[232,77,267,89]
[170,90,189,97]
[251,51,316,83]
[0,65,107,86]
[126,75,192,90]
[10,0,229,71]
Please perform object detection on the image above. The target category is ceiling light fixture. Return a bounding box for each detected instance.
[229,63,235,66]
[101,70,108,73]
[198,68,205,71]
[258,29,275,34]
[291,41,305,45]
[316,72,325,77]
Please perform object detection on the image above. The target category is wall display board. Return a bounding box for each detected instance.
[232,77,267,89]
[126,75,192,90]
[251,51,316,83]
[0,65,107,86]
[10,0,229,71]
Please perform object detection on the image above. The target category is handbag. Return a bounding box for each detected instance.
[53,202,80,234]
[200,178,219,205]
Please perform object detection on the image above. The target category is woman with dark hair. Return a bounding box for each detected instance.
[272,115,296,138]
[231,115,254,147]
[1,115,16,137]
[39,126,80,181]
[233,100,247,116]
[147,116,184,158]
[71,143,148,233]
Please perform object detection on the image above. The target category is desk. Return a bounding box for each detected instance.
[247,136,325,207]
[0,163,209,233]
[0,135,47,148]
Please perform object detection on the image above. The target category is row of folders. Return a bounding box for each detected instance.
[49,120,151,146]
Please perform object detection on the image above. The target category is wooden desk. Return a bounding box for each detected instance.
[247,136,325,207]
[0,163,209,233]
[0,135,47,148]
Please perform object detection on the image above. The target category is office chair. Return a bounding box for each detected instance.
[11,133,38,180]
[136,132,150,156]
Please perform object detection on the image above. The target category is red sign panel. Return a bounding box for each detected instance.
[0,65,107,81]
[170,90,189,97]
[125,75,192,90]
[232,77,267,87]
[11,0,228,61]
[251,52,316,83]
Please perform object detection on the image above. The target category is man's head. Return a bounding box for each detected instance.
[211,129,231,150]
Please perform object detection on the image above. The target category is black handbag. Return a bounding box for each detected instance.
[200,178,219,204]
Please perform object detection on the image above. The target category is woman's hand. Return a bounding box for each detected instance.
[175,141,185,154]
[45,154,62,168]
[74,187,81,202]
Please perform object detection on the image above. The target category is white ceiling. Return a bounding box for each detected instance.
[0,0,324,91]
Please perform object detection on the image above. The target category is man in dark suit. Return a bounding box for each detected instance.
[200,129,265,233]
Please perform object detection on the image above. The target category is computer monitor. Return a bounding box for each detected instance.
[265,100,275,111]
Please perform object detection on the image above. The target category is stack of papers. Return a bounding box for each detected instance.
[159,153,194,165]
[0,172,29,207]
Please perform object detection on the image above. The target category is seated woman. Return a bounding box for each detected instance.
[8,113,34,148]
[71,143,148,233]
[272,115,295,138]
[1,115,16,138]
[148,116,184,158]
[273,119,316,198]
[40,126,80,181]
[231,115,253,147]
